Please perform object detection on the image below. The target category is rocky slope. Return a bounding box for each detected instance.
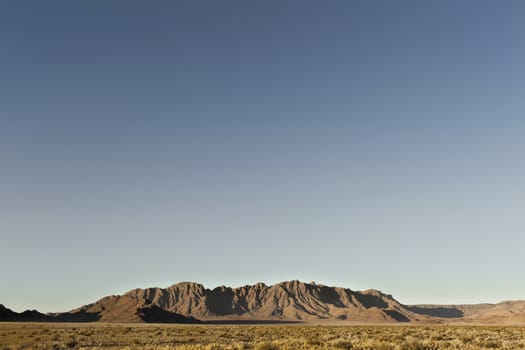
[1,296,199,323]
[65,294,199,323]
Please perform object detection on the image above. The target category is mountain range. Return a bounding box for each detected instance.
[2,281,524,324]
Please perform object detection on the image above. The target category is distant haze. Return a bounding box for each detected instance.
[1,0,524,313]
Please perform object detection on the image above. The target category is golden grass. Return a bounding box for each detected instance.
[1,323,524,350]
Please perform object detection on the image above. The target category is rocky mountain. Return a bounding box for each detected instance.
[124,280,425,322]
[63,294,200,323]
[2,281,525,324]
[1,296,198,324]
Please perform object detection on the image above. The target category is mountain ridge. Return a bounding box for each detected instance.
[124,280,418,322]
[2,281,524,324]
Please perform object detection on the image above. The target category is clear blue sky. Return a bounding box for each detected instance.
[1,0,524,313]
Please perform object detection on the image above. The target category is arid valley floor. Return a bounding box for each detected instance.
[2,323,525,350]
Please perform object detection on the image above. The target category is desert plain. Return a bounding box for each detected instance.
[2,323,525,350]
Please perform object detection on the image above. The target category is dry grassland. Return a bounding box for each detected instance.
[1,323,524,350]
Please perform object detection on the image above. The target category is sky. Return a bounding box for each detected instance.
[1,0,524,313]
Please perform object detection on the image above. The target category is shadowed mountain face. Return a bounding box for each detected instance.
[0,304,51,322]
[2,281,525,324]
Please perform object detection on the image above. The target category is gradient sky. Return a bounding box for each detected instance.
[1,0,524,313]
